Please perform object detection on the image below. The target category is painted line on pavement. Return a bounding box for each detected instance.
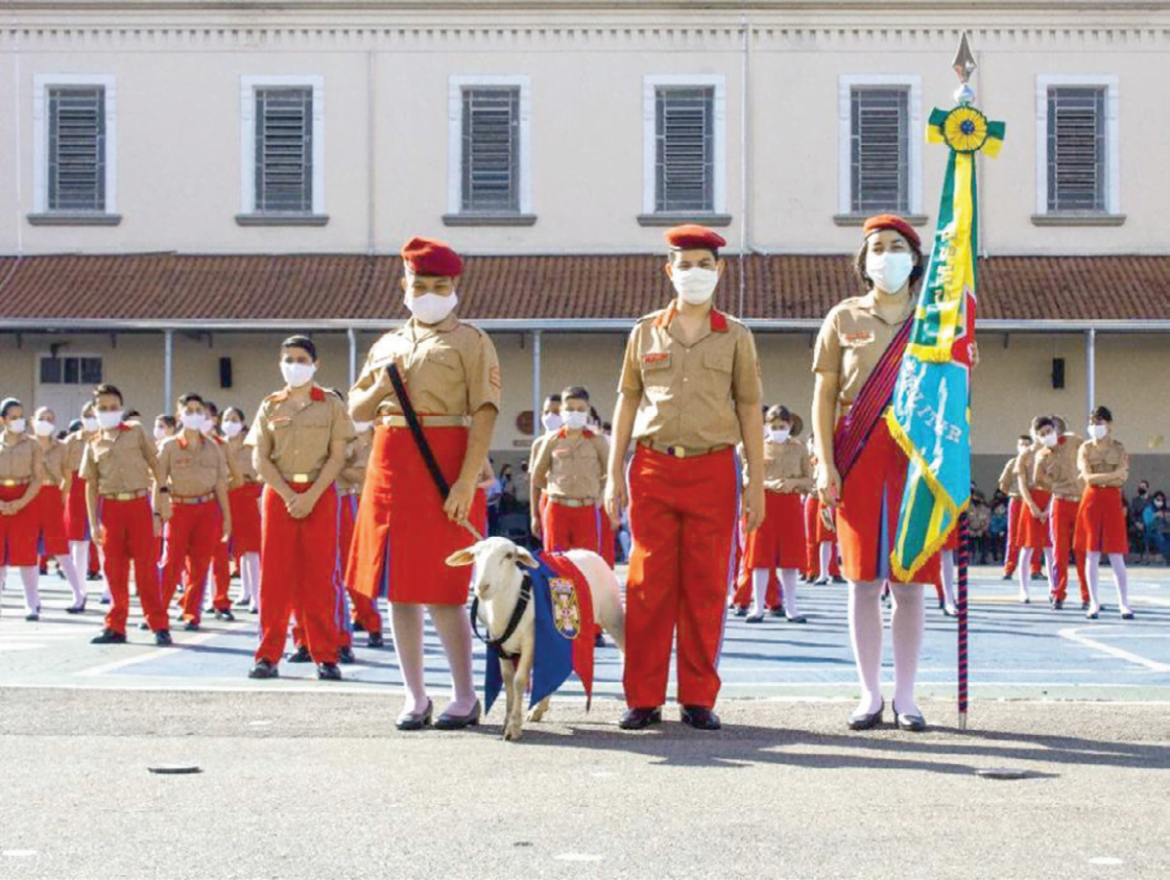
[75,623,252,677]
[1057,627,1170,673]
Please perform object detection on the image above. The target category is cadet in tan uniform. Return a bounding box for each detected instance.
[741,405,814,623]
[80,384,172,644]
[65,405,102,590]
[1076,406,1134,619]
[529,394,563,532]
[0,399,45,620]
[246,336,353,681]
[157,393,232,630]
[1016,419,1053,604]
[999,435,1041,582]
[31,407,86,611]
[338,418,383,647]
[1033,416,1087,609]
[221,407,262,613]
[606,225,765,732]
[348,237,498,731]
[530,385,611,554]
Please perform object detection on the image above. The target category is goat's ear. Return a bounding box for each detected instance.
[515,546,541,570]
[445,545,478,568]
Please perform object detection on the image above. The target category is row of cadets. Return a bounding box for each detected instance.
[0,398,46,619]
[222,407,263,614]
[200,400,241,623]
[31,406,87,613]
[606,224,765,733]
[998,434,1044,583]
[347,237,499,730]
[65,405,103,590]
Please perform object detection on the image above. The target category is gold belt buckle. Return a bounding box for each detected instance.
[116,492,134,501]
[0,478,16,487]
[668,445,686,459]
[291,473,311,484]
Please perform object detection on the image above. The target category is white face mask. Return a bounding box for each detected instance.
[153,426,170,441]
[541,412,563,433]
[33,419,55,437]
[768,428,791,444]
[96,410,124,431]
[405,292,459,326]
[563,411,589,431]
[200,415,216,435]
[1088,424,1108,441]
[865,251,915,294]
[221,420,244,438]
[671,267,720,306]
[82,416,100,434]
[1040,432,1059,449]
[7,418,27,435]
[181,412,205,432]
[352,420,373,435]
[281,361,317,389]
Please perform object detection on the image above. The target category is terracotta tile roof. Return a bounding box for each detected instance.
[1,252,1168,325]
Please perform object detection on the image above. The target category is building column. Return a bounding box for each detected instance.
[1085,327,1097,419]
[347,327,358,389]
[532,330,542,442]
[163,329,174,415]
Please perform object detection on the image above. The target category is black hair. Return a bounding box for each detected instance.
[157,414,177,429]
[205,400,219,415]
[1,397,21,418]
[1018,435,1032,443]
[67,419,82,433]
[177,393,205,409]
[562,385,590,404]
[224,407,246,421]
[1090,406,1114,423]
[544,394,562,406]
[93,383,123,404]
[766,404,796,424]
[282,335,318,362]
[1033,416,1057,432]
[125,410,141,420]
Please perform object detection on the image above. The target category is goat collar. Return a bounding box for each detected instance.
[470,568,533,660]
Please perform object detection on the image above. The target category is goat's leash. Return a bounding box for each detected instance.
[470,568,534,660]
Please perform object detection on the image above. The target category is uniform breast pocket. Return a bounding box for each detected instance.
[641,352,672,389]
[703,348,733,375]
[423,347,461,374]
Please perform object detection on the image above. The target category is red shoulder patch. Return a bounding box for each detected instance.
[309,386,326,402]
[710,309,729,333]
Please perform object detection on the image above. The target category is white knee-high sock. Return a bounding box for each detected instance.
[940,551,957,611]
[818,542,833,580]
[428,604,477,714]
[890,583,925,717]
[1044,547,1056,594]
[389,602,428,714]
[0,565,6,610]
[1109,554,1132,615]
[779,568,800,618]
[19,567,41,614]
[70,540,89,581]
[240,552,259,603]
[750,568,768,615]
[1085,551,1102,612]
[847,580,883,716]
[56,554,84,605]
[1017,549,1033,600]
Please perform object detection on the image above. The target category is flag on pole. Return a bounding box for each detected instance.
[885,34,1005,582]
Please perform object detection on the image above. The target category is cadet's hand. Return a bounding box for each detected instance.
[820,506,836,534]
[152,515,162,538]
[0,501,12,516]
[604,471,627,526]
[286,492,316,520]
[157,496,173,522]
[222,519,233,542]
[444,476,477,524]
[817,463,842,508]
[743,479,766,533]
[530,515,542,539]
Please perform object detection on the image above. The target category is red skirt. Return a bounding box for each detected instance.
[228,482,263,555]
[348,425,485,606]
[1075,485,1128,555]
[0,484,40,566]
[814,499,836,544]
[1020,489,1053,549]
[36,484,70,557]
[836,417,939,585]
[65,474,90,541]
[744,491,806,570]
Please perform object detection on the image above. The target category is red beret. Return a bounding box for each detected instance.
[862,214,921,249]
[401,236,463,278]
[664,224,726,253]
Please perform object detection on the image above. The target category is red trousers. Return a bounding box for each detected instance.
[542,499,601,554]
[256,484,340,665]
[341,493,381,637]
[624,445,738,709]
[163,501,222,624]
[98,496,168,634]
[1049,497,1088,604]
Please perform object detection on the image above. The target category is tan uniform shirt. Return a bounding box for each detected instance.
[226,436,260,485]
[754,437,815,494]
[65,432,89,474]
[351,315,502,417]
[619,304,762,450]
[245,385,355,479]
[1079,438,1128,489]
[80,425,157,495]
[812,291,915,409]
[1034,435,1083,500]
[533,429,609,501]
[158,434,229,498]
[998,456,1022,498]
[339,431,374,494]
[40,438,67,485]
[0,435,41,482]
[1016,448,1039,490]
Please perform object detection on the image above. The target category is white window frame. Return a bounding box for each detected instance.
[837,74,922,217]
[239,75,326,216]
[447,75,532,216]
[32,74,118,215]
[1035,74,1120,215]
[643,74,727,216]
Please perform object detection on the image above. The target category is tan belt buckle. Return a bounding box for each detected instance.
[0,478,17,487]
[116,492,134,501]
[668,445,686,459]
[290,474,311,484]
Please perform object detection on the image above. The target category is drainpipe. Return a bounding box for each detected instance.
[1085,328,1096,418]
[532,330,542,442]
[163,329,174,415]
[347,327,358,388]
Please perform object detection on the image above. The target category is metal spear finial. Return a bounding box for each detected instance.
[952,31,977,105]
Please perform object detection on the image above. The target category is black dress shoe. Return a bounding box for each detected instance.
[288,645,312,663]
[65,601,87,614]
[25,612,39,622]
[99,596,111,605]
[155,630,173,646]
[1001,573,1013,581]
[848,699,885,731]
[337,646,357,665]
[892,701,927,732]
[619,707,662,730]
[435,700,482,730]
[832,575,846,584]
[183,621,200,632]
[785,614,808,624]
[139,621,151,630]
[1081,600,1090,611]
[91,629,127,645]
[745,612,765,624]
[680,705,722,730]
[396,699,433,731]
[367,632,385,649]
[233,597,250,608]
[594,632,606,648]
[317,662,342,681]
[215,609,236,622]
[813,576,830,586]
[1121,610,1136,620]
[86,572,101,582]
[733,606,748,617]
[248,660,279,679]
[352,619,366,633]
[769,606,785,618]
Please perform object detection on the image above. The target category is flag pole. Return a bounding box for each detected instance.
[958,510,969,731]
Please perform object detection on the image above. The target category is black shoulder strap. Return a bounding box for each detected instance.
[470,572,533,657]
[387,363,451,501]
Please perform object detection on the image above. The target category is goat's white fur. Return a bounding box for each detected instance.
[446,537,626,742]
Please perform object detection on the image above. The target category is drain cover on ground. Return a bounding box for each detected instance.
[975,767,1029,780]
[148,764,202,775]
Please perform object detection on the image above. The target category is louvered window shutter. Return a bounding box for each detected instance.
[462,87,520,213]
[255,87,313,213]
[851,87,909,214]
[655,87,714,213]
[48,87,106,212]
[1047,87,1106,213]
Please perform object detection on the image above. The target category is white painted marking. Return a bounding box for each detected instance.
[2,850,37,858]
[591,771,617,779]
[248,720,272,727]
[1058,627,1170,672]
[1088,857,1123,866]
[76,623,251,677]
[555,853,603,862]
[0,644,47,652]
